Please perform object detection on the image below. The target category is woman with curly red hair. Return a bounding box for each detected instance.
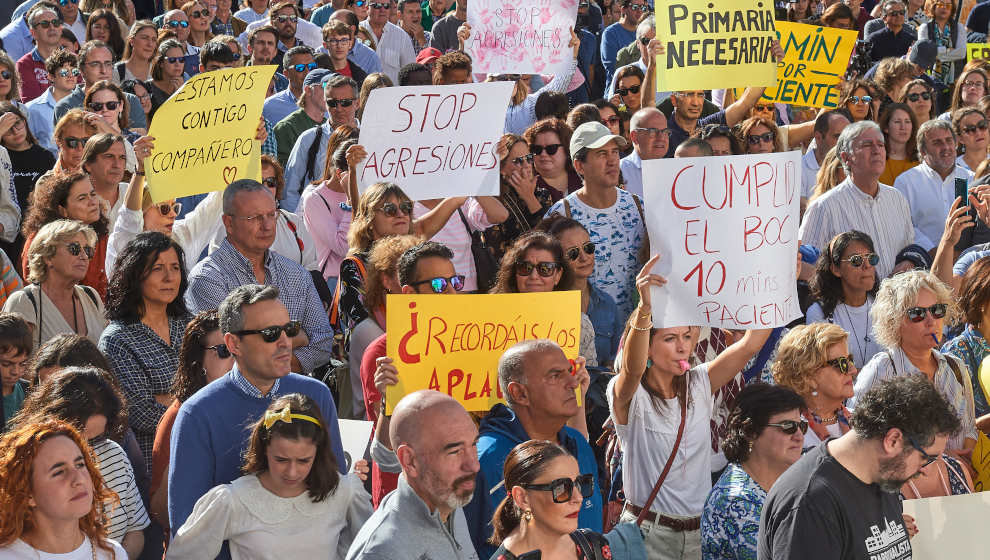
[0,418,126,558]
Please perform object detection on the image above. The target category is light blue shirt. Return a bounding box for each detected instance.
[309,3,335,27]
[233,6,267,23]
[347,42,383,75]
[0,16,33,62]
[26,87,58,156]
[12,0,40,20]
[620,150,643,198]
[282,121,332,213]
[262,88,299,126]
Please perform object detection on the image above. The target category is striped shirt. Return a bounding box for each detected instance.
[92,438,151,541]
[798,178,914,279]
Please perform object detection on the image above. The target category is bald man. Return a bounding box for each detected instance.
[346,390,481,560]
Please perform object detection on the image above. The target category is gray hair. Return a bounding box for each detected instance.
[835,120,882,172]
[636,15,655,40]
[219,284,280,334]
[27,2,60,26]
[497,339,563,406]
[223,178,273,215]
[870,270,961,348]
[325,74,359,97]
[629,107,663,131]
[27,219,98,285]
[281,45,315,75]
[916,118,955,156]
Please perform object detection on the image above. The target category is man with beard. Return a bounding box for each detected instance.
[758,375,960,560]
[346,390,481,560]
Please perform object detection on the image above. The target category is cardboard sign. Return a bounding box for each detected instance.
[467,0,578,75]
[654,0,778,91]
[384,291,580,414]
[145,65,276,203]
[760,22,857,108]
[968,43,990,62]
[357,82,514,200]
[337,419,374,472]
[641,151,802,329]
[902,493,990,559]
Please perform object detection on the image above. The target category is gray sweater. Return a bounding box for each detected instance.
[429,13,465,53]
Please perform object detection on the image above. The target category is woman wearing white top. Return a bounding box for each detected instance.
[607,255,771,560]
[167,393,373,560]
[805,230,882,367]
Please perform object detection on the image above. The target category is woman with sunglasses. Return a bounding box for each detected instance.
[839,79,877,122]
[167,393,372,559]
[918,0,967,90]
[851,269,977,456]
[593,99,629,147]
[490,440,609,560]
[99,231,192,477]
[952,107,989,172]
[3,219,107,347]
[117,21,159,83]
[701,383,806,560]
[150,310,233,534]
[86,9,126,59]
[523,118,581,200]
[805,230,882,368]
[898,79,937,124]
[0,52,24,109]
[84,80,142,147]
[183,0,215,47]
[736,116,783,154]
[692,123,743,156]
[149,39,188,121]
[611,65,643,115]
[878,103,920,187]
[121,79,154,124]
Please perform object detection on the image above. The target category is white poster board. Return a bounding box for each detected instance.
[641,151,803,329]
[901,492,990,559]
[337,419,374,472]
[357,82,514,200]
[467,0,578,76]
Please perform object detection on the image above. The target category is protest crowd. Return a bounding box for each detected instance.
[4,0,990,558]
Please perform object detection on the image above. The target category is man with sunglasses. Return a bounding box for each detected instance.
[169,284,347,540]
[462,339,600,559]
[893,119,974,255]
[15,3,63,103]
[361,0,416,83]
[759,376,960,560]
[26,47,77,154]
[801,109,851,204]
[273,67,330,167]
[866,0,916,62]
[620,107,668,198]
[53,40,147,130]
[262,45,317,125]
[600,0,650,87]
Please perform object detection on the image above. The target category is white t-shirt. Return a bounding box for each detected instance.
[607,364,713,516]
[0,537,126,559]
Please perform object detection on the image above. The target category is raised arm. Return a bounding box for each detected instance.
[613,255,666,425]
[706,328,773,393]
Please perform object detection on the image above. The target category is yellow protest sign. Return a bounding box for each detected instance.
[760,22,857,108]
[145,65,277,203]
[968,43,990,62]
[654,0,778,92]
[971,430,990,492]
[384,291,581,414]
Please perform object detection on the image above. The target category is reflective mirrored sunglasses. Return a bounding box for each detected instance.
[515,261,560,277]
[848,95,872,104]
[565,241,595,261]
[65,242,94,258]
[766,419,809,435]
[409,275,466,293]
[378,201,413,217]
[58,68,80,77]
[234,321,302,342]
[291,62,317,72]
[842,252,879,268]
[825,354,855,375]
[167,20,190,27]
[905,303,947,323]
[520,474,594,503]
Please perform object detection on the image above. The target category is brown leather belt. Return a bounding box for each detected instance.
[623,503,701,532]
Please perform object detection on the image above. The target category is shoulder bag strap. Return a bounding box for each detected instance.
[571,529,605,560]
[631,193,645,223]
[316,190,336,275]
[281,210,305,262]
[563,198,572,218]
[636,394,687,526]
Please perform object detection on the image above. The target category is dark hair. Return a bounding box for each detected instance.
[490,232,573,294]
[490,440,571,545]
[397,241,454,287]
[281,45,315,73]
[86,9,124,58]
[959,256,990,327]
[119,78,148,101]
[676,137,714,156]
[693,123,743,154]
[199,39,238,66]
[12,366,128,440]
[721,383,805,463]
[0,313,32,358]
[850,375,961,445]
[821,1,854,27]
[247,24,278,46]
[398,62,429,86]
[83,81,128,129]
[535,91,569,121]
[171,310,221,402]
[0,102,38,148]
[31,334,114,382]
[23,172,109,238]
[566,103,601,131]
[523,118,575,171]
[878,103,919,162]
[242,393,339,501]
[811,230,880,317]
[537,214,588,239]
[898,79,937,121]
[814,108,853,137]
[81,132,126,171]
[44,47,78,75]
[105,232,189,322]
[839,79,879,121]
[593,99,626,136]
[433,51,472,84]
[260,154,285,200]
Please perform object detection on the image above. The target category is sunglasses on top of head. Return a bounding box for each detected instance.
[519,474,594,503]
[409,275,466,293]
[234,320,302,342]
[905,303,947,322]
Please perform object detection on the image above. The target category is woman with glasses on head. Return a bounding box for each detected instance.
[148,39,188,120]
[701,383,806,560]
[99,231,193,477]
[851,270,978,456]
[839,79,878,122]
[692,123,743,156]
[116,21,159,83]
[489,440,609,560]
[952,107,989,172]
[183,0,215,48]
[918,0,967,90]
[3,219,107,347]
[736,116,783,154]
[805,230,883,368]
[149,310,234,534]
[898,79,937,124]
[86,9,126,59]
[878,103,920,186]
[523,118,580,200]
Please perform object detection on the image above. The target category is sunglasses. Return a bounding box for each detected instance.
[841,252,879,268]
[291,62,317,72]
[63,135,92,149]
[628,3,650,11]
[565,241,595,261]
[885,9,905,15]
[370,2,390,8]
[262,176,278,188]
[167,20,190,27]
[906,91,932,102]
[165,56,185,64]
[905,303,948,322]
[353,0,368,5]
[88,100,120,111]
[766,419,809,435]
[409,275,466,293]
[639,36,650,45]
[275,14,298,22]
[59,0,78,4]
[189,9,208,18]
[65,242,94,258]
[633,127,671,138]
[746,131,775,145]
[825,354,855,375]
[57,68,80,77]
[848,95,873,105]
[0,71,10,80]
[33,18,62,29]
[156,202,181,216]
[512,153,534,166]
[205,343,231,359]
[378,200,413,217]
[520,474,594,503]
[515,261,560,277]
[602,116,620,125]
[753,104,774,112]
[234,320,301,342]
[961,120,989,135]
[907,434,939,468]
[326,98,355,108]
[616,84,641,96]
[530,143,562,156]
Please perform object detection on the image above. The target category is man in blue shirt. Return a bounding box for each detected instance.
[263,45,317,125]
[600,0,649,87]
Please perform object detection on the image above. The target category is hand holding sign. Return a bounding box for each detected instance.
[134,135,155,175]
[635,254,668,312]
[467,0,579,75]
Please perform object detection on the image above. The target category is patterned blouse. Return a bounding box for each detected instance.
[483,185,553,263]
[942,324,990,417]
[701,463,765,560]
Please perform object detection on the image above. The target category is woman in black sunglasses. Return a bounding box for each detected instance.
[0,51,22,107]
[952,106,989,173]
[851,269,977,456]
[84,80,141,148]
[490,440,611,560]
[148,39,188,121]
[701,383,806,560]
[736,116,782,155]
[897,79,937,124]
[523,118,582,200]
[149,309,233,533]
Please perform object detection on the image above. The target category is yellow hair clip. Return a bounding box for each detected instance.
[262,405,322,430]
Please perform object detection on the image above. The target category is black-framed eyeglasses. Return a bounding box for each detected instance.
[519,474,594,503]
[205,343,231,359]
[848,95,872,105]
[166,19,190,27]
[906,434,939,468]
[905,303,948,323]
[156,202,181,216]
[378,201,413,217]
[824,354,855,375]
[565,241,595,261]
[746,131,775,145]
[512,153,534,166]
[57,68,80,77]
[906,91,932,102]
[65,242,94,259]
[234,321,301,343]
[530,143,562,156]
[409,275,465,293]
[325,38,350,46]
[63,135,92,149]
[515,261,559,277]
[88,100,120,111]
[616,84,641,96]
[290,62,317,72]
[842,252,879,268]
[633,127,672,138]
[961,120,989,135]
[33,18,62,29]
[326,97,355,108]
[766,419,809,435]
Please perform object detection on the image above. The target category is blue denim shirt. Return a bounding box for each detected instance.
[587,282,624,366]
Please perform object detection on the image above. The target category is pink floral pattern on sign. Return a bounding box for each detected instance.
[467,0,578,75]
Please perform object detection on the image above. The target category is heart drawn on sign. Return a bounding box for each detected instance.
[222,166,237,184]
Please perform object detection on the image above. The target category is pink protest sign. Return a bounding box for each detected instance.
[467,0,578,76]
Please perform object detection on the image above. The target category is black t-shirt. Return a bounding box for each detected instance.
[758,440,912,560]
[6,144,55,211]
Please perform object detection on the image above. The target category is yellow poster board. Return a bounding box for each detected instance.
[145,65,277,202]
[384,291,580,414]
[760,22,857,108]
[970,430,990,492]
[968,43,990,62]
[654,0,778,91]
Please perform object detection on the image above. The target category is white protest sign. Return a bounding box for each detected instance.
[642,151,802,329]
[337,419,374,472]
[901,492,990,559]
[357,82,514,200]
[467,0,578,76]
